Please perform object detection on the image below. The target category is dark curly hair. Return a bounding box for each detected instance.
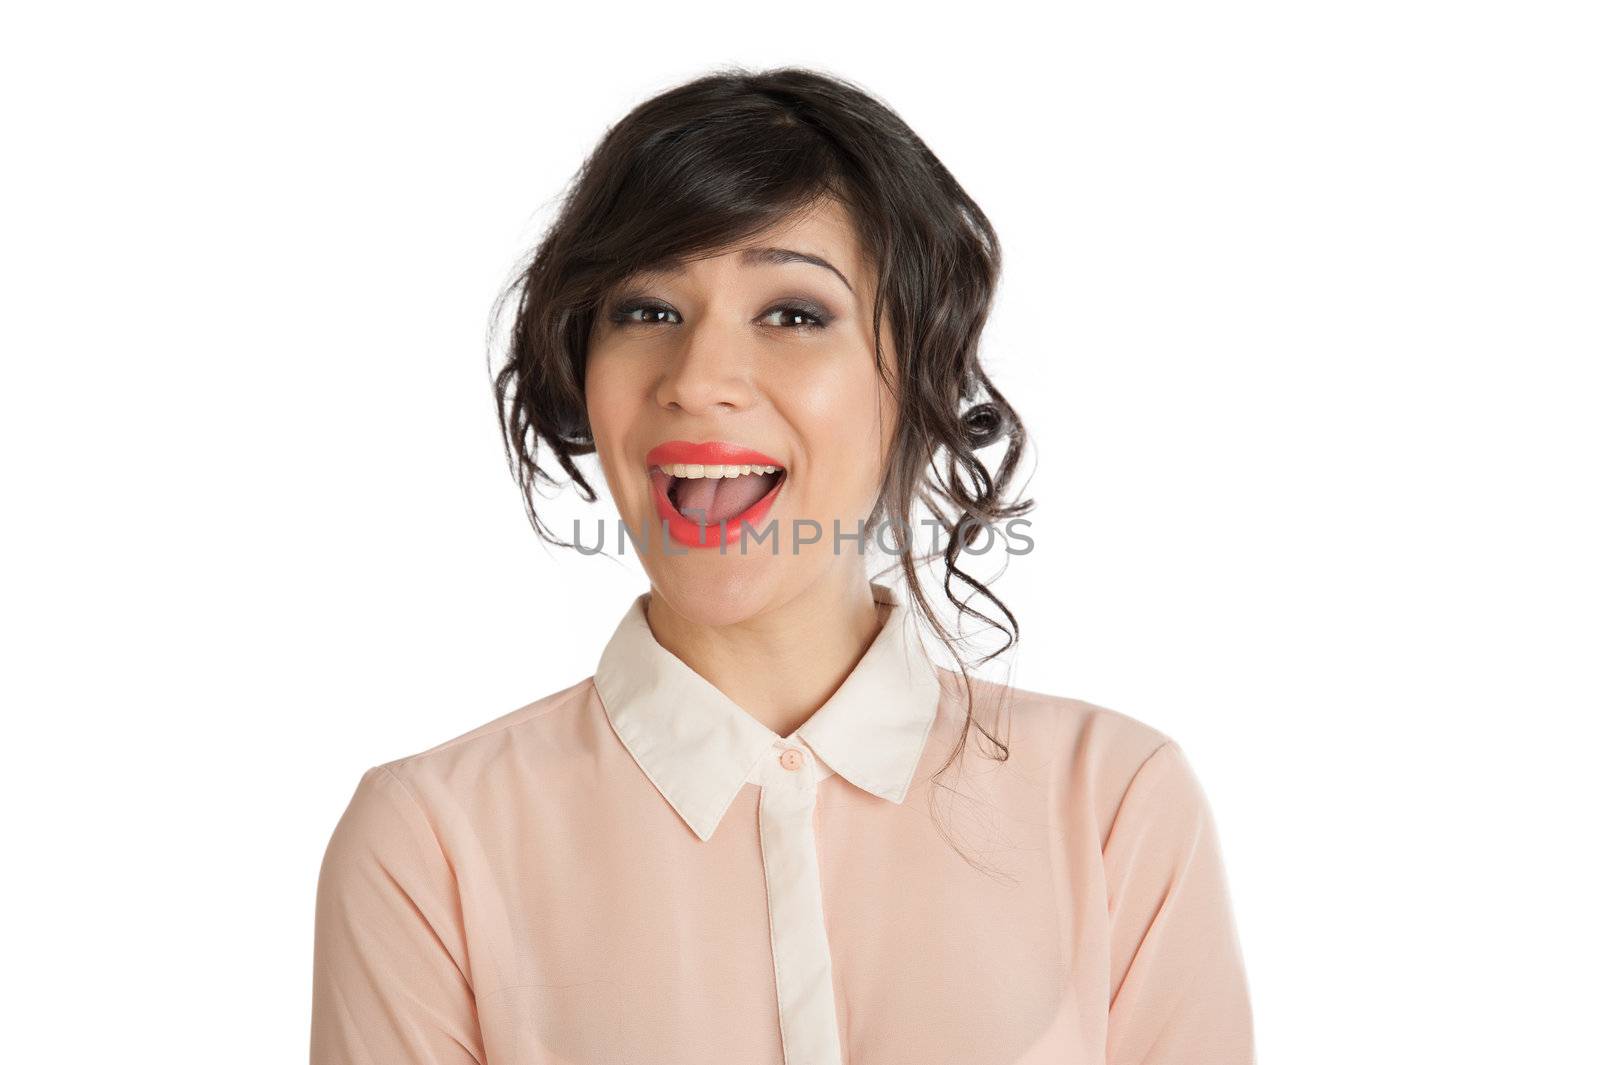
[489,64,1035,850]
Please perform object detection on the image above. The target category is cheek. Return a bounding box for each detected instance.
[583,357,641,494]
[783,358,894,510]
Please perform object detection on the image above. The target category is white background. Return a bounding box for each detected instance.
[3,2,1595,1060]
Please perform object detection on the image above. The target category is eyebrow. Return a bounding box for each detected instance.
[737,246,854,295]
[624,246,857,299]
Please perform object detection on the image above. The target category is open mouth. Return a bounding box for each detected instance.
[649,462,786,527]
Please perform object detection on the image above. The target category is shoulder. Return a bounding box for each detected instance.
[388,674,594,768]
[943,668,1175,769]
[936,668,1192,827]
[334,673,599,823]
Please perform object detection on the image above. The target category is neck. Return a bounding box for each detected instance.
[644,569,890,739]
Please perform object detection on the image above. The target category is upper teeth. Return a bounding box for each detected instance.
[658,463,781,478]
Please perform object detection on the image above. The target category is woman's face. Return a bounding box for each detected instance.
[585,198,898,626]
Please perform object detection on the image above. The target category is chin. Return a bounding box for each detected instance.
[644,564,793,628]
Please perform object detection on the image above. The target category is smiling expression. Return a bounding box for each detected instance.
[584,196,899,618]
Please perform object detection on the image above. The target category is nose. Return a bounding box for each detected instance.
[653,320,759,416]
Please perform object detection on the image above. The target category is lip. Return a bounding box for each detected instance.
[644,439,787,549]
[645,440,785,469]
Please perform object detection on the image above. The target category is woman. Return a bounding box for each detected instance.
[310,66,1254,1065]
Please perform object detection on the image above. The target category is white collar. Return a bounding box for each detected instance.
[592,581,944,842]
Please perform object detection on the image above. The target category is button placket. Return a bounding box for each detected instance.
[756,741,841,1065]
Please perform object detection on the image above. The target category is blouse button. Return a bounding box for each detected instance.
[778,748,804,771]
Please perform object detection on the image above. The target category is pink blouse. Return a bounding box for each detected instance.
[310,581,1254,1064]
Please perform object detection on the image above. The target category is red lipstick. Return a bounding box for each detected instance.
[645,441,784,469]
[644,440,787,549]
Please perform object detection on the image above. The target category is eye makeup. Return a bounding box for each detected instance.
[605,294,835,331]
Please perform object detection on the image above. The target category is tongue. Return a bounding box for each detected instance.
[673,472,779,524]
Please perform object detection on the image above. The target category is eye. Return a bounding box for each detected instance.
[605,299,832,331]
[608,301,680,326]
[758,303,831,331]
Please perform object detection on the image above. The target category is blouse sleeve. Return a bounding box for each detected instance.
[1102,740,1255,1064]
[310,765,486,1065]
